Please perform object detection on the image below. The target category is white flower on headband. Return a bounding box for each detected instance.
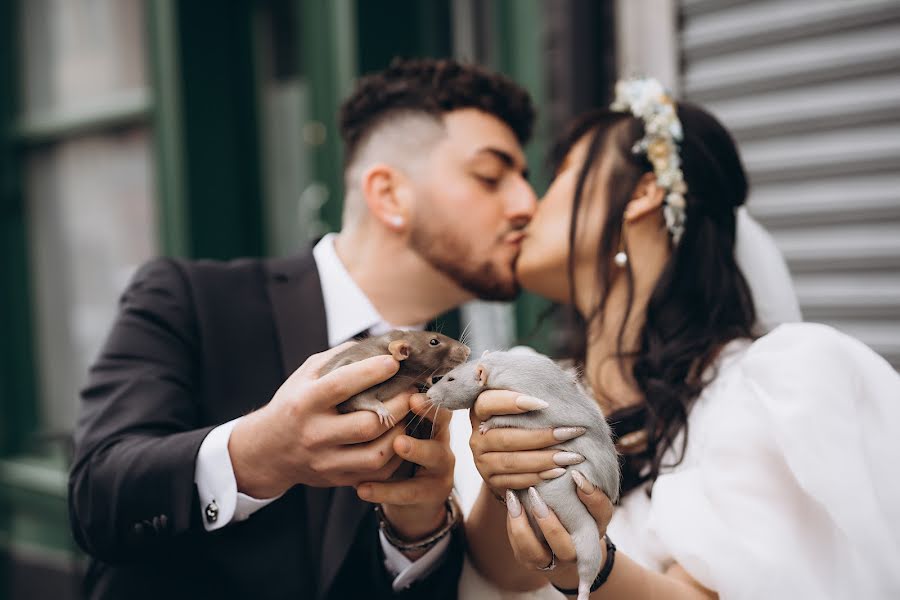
[611,77,687,245]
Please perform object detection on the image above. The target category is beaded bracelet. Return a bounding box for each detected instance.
[551,535,617,596]
[374,495,461,552]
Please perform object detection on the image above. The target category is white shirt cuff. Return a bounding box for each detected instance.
[379,529,452,592]
[194,417,282,531]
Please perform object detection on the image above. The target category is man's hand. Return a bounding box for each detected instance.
[228,342,413,498]
[355,393,456,556]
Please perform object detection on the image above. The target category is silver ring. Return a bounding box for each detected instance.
[537,552,557,571]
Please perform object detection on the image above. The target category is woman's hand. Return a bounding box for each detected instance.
[506,476,614,588]
[469,390,588,498]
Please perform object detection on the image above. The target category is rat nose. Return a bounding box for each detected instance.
[431,375,443,385]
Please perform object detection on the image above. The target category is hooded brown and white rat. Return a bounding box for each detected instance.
[321,330,471,426]
[426,350,620,600]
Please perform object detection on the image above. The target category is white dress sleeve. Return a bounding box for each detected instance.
[640,323,900,599]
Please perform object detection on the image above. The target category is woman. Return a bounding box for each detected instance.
[457,78,900,599]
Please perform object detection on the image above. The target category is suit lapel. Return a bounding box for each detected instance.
[265,251,328,377]
[318,486,372,598]
[264,251,370,599]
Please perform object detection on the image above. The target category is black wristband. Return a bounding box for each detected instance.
[551,535,617,596]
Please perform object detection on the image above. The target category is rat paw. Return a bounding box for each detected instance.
[478,421,492,435]
[375,406,396,428]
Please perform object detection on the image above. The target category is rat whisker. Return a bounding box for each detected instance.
[409,401,432,436]
[459,320,472,347]
[428,401,440,440]
[414,397,440,441]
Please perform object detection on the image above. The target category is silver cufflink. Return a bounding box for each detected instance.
[205,500,219,523]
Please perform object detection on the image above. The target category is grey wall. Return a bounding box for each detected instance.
[681,0,900,369]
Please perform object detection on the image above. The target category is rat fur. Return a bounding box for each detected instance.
[427,350,620,600]
[321,330,471,426]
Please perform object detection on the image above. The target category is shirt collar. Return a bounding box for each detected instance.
[312,233,423,347]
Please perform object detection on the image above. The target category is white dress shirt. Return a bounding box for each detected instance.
[193,233,451,591]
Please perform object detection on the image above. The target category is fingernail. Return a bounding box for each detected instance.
[357,485,372,500]
[528,487,549,518]
[396,436,411,453]
[553,426,586,441]
[382,355,398,368]
[506,490,521,518]
[571,469,594,495]
[539,467,566,480]
[553,451,585,466]
[516,395,549,411]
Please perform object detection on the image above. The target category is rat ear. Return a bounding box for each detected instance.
[481,350,490,358]
[388,340,411,361]
[474,363,489,387]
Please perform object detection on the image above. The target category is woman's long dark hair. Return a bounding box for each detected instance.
[554,103,757,495]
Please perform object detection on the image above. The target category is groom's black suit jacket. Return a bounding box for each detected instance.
[68,251,464,600]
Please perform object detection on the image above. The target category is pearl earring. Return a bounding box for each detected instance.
[615,222,628,267]
[390,215,404,227]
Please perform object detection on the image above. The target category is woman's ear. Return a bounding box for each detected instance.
[624,172,666,223]
[361,164,411,231]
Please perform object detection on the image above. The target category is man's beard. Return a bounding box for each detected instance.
[408,218,520,301]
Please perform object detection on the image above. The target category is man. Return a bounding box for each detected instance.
[68,58,537,599]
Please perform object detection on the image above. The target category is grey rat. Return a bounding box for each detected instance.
[427,350,620,600]
[321,330,471,426]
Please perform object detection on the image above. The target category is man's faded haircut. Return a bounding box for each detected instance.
[339,57,535,168]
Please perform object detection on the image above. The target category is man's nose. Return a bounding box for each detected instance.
[506,176,538,223]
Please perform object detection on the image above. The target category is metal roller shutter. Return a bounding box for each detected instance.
[680,0,900,369]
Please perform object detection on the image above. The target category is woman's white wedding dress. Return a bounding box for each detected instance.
[450,323,900,599]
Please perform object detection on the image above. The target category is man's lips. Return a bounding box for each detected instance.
[503,231,526,245]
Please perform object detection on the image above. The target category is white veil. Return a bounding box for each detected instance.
[734,207,802,332]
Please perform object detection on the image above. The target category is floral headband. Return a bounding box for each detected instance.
[610,77,687,245]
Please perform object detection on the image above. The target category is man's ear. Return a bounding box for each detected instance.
[388,340,411,361]
[624,172,666,223]
[361,163,411,231]
[474,363,489,387]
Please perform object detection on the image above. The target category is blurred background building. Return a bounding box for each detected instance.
[0,0,897,597]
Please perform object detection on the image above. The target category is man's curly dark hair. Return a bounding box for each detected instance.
[339,57,535,167]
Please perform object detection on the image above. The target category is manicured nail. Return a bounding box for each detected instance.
[553,426,586,441]
[571,469,594,495]
[553,451,585,466]
[506,490,521,517]
[516,395,549,411]
[528,487,549,518]
[539,467,567,480]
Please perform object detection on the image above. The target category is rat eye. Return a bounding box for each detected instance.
[431,376,443,384]
[447,376,455,382]
[429,338,440,346]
